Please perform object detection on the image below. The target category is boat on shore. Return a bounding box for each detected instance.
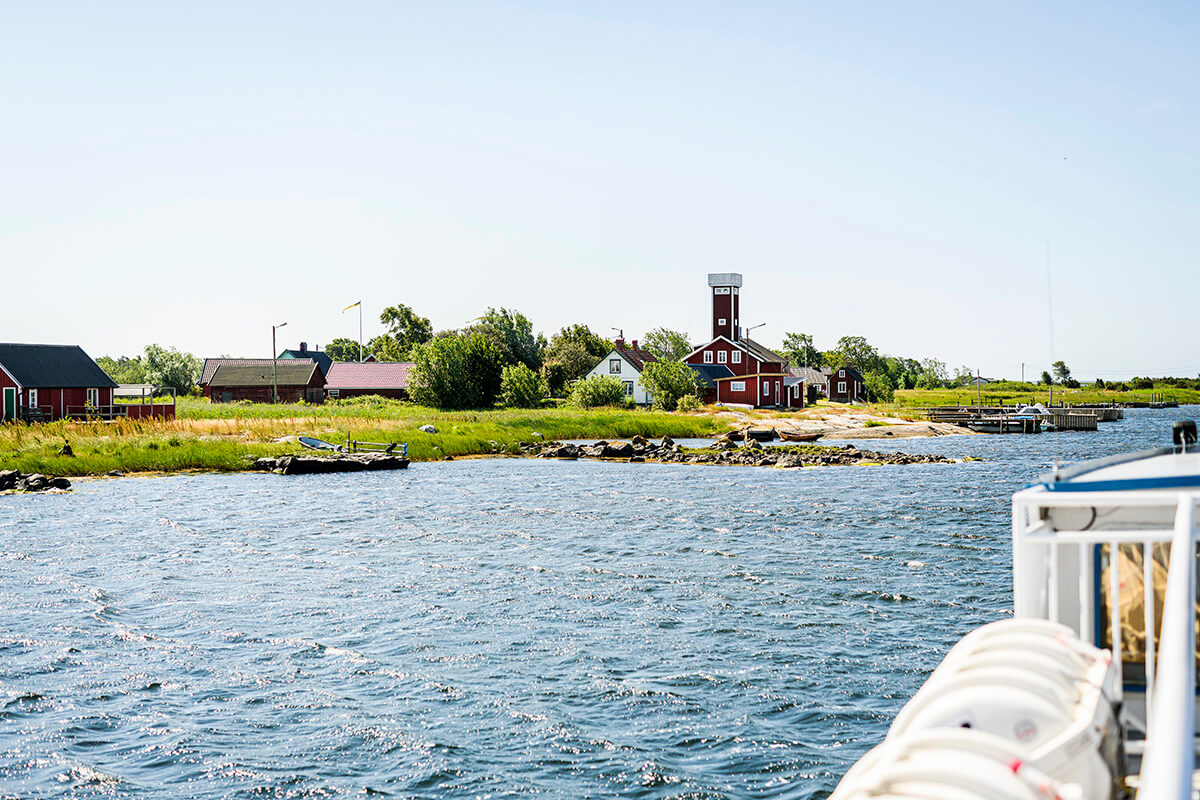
[778,428,824,442]
[832,420,1200,799]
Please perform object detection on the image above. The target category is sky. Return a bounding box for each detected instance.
[2,2,1197,380]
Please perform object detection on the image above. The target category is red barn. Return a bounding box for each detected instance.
[0,343,118,422]
[207,362,325,403]
[682,274,799,408]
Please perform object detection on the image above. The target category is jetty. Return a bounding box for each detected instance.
[923,403,1126,433]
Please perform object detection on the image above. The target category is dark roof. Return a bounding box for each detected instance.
[202,358,314,384]
[688,364,735,388]
[325,362,412,390]
[278,348,333,375]
[741,337,787,366]
[833,365,865,380]
[208,362,322,388]
[791,367,830,384]
[0,343,118,389]
[609,343,659,372]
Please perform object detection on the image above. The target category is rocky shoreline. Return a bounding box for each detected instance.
[252,452,411,475]
[0,470,72,493]
[528,435,956,468]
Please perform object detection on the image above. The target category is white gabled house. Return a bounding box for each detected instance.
[583,338,659,405]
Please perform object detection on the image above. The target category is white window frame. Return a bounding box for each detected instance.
[703,351,713,364]
[87,388,99,407]
[717,350,727,364]
[328,388,340,397]
[715,287,730,295]
[28,388,38,408]
[731,351,741,364]
[839,369,845,378]
[623,381,634,397]
[763,382,770,397]
[609,359,622,374]
[838,381,846,394]
[730,381,745,392]
[717,318,726,326]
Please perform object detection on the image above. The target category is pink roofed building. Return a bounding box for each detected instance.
[324,362,414,400]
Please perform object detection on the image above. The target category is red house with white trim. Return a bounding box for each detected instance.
[0,343,118,422]
[682,274,802,409]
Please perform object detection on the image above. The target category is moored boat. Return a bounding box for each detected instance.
[778,428,824,442]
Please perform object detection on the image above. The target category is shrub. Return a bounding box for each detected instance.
[676,394,701,412]
[409,332,504,409]
[639,361,702,412]
[568,375,626,408]
[501,364,548,408]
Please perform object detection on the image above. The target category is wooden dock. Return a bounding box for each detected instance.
[924,405,1103,432]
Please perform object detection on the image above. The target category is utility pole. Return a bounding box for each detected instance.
[272,321,288,403]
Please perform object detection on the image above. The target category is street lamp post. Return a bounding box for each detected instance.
[272,321,287,403]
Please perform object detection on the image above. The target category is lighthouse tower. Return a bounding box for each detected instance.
[707,273,743,342]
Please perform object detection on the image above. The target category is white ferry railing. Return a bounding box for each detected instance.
[1137,494,1197,800]
[1012,489,1200,795]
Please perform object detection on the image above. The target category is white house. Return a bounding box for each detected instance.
[584,339,659,405]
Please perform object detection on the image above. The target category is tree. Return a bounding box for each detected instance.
[143,344,200,393]
[468,308,544,371]
[642,327,692,362]
[830,335,883,373]
[862,370,896,402]
[542,325,612,396]
[1041,370,1053,385]
[1052,360,1072,384]
[96,355,147,384]
[567,375,626,408]
[500,364,548,408]
[781,332,822,369]
[639,361,702,412]
[408,332,503,409]
[372,304,433,362]
[915,358,949,390]
[324,338,362,362]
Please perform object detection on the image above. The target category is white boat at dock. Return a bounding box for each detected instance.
[833,420,1200,800]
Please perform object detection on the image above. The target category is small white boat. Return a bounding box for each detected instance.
[833,420,1200,800]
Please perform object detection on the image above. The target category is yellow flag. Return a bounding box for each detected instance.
[343,301,361,312]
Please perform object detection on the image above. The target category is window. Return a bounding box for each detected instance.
[731,351,742,364]
[609,359,621,374]
[328,389,340,397]
[715,287,730,295]
[87,388,99,407]
[717,351,727,364]
[763,383,770,397]
[623,381,634,396]
[28,389,37,408]
[717,318,726,326]
[731,381,745,392]
[838,381,846,394]
[703,351,713,364]
[839,369,845,378]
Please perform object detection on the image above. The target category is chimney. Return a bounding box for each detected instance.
[615,336,624,347]
[299,342,308,354]
[631,339,638,350]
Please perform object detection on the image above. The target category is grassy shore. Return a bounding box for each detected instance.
[0,397,726,478]
[893,384,1200,407]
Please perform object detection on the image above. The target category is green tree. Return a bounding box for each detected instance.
[542,324,612,396]
[96,355,147,384]
[500,363,548,408]
[408,332,503,409]
[642,327,692,362]
[567,375,626,408]
[1052,360,1072,383]
[1041,370,1053,385]
[639,361,702,412]
[915,358,949,389]
[324,337,363,362]
[143,344,201,393]
[467,308,544,371]
[781,332,822,369]
[372,304,433,361]
[830,335,884,373]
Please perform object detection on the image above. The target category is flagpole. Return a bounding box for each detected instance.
[358,304,363,363]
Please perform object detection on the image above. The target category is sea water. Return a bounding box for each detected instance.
[0,408,1191,798]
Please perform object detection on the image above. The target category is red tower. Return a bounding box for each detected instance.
[708,273,743,341]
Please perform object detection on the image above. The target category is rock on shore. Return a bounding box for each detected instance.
[0,470,71,493]
[529,436,954,468]
[252,453,411,475]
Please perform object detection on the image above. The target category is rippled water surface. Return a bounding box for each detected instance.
[1,408,1193,799]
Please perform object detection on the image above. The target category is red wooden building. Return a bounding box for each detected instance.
[828,365,866,403]
[682,274,801,408]
[0,343,118,422]
[324,362,413,400]
[207,362,325,403]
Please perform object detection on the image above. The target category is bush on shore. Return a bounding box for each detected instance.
[568,375,626,408]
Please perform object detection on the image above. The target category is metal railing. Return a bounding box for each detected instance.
[1012,490,1200,798]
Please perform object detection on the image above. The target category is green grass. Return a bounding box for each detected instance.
[893,384,1200,408]
[0,399,727,478]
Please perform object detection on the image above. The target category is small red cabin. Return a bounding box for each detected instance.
[0,343,118,422]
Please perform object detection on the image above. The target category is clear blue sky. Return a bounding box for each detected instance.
[3,2,1197,379]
